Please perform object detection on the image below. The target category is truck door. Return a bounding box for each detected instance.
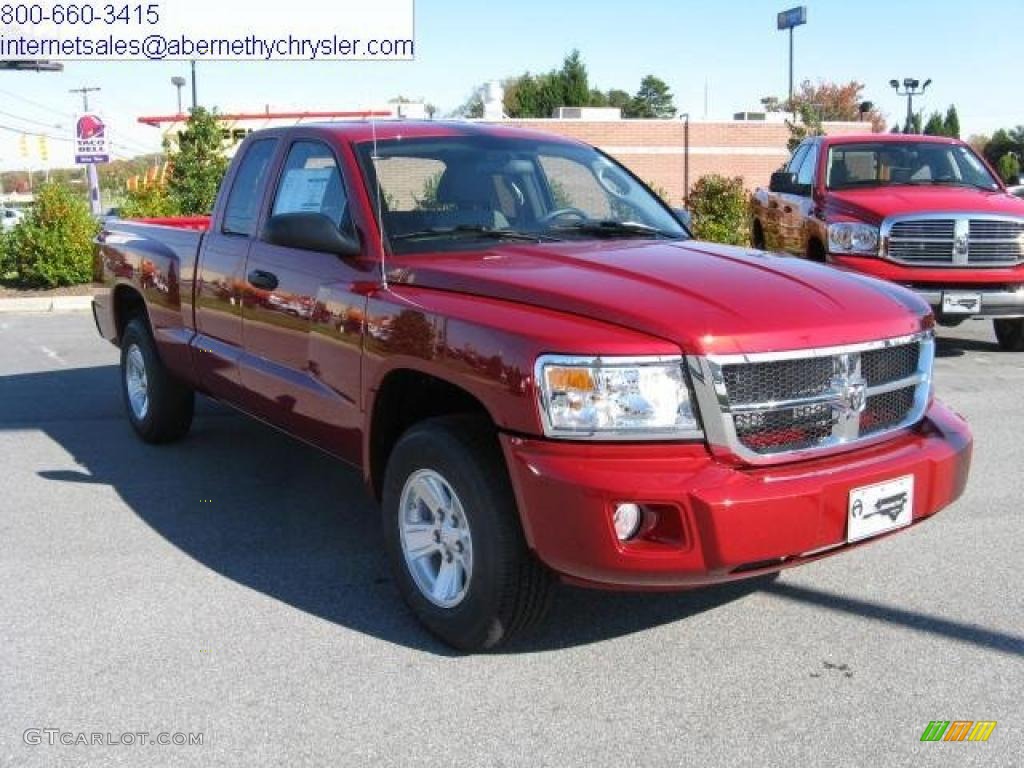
[238,138,367,464]
[193,138,278,401]
[785,141,820,257]
[764,143,807,253]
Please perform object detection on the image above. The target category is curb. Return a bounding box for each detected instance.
[0,295,94,313]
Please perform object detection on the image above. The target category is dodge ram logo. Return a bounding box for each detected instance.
[831,354,868,417]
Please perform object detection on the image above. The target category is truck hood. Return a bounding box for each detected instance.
[826,187,1024,225]
[388,239,929,356]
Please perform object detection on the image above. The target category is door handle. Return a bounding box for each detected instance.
[248,269,279,291]
[783,206,793,213]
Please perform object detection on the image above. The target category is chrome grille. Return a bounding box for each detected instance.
[689,333,934,465]
[884,215,1024,266]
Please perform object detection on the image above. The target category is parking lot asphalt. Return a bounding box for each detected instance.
[0,311,1021,768]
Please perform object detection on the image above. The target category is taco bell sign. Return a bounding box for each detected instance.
[74,113,109,164]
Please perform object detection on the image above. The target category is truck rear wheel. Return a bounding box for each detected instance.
[994,318,1024,351]
[381,415,553,651]
[120,318,195,443]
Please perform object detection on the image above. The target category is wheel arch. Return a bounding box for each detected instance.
[366,367,496,501]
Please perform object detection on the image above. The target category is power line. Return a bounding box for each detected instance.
[0,88,74,119]
[0,122,74,142]
[0,108,63,130]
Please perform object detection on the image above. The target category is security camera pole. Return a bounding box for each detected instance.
[889,78,932,134]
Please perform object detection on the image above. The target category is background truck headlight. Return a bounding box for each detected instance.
[535,355,701,439]
[828,222,880,255]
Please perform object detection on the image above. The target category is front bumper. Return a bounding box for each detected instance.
[828,254,1024,318]
[501,401,972,589]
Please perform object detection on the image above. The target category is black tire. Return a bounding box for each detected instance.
[752,220,766,250]
[120,317,194,443]
[382,415,553,651]
[993,318,1024,351]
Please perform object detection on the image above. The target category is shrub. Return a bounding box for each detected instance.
[121,184,180,218]
[6,183,99,288]
[686,174,750,246]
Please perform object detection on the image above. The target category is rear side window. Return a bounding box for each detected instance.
[271,141,352,234]
[222,139,277,236]
[796,144,819,187]
[786,145,809,175]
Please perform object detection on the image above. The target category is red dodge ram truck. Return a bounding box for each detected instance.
[752,134,1024,349]
[94,122,972,650]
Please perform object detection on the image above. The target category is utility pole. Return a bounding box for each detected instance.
[69,86,103,215]
[190,60,198,110]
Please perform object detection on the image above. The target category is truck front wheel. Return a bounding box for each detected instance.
[120,318,195,443]
[994,318,1024,351]
[381,415,553,651]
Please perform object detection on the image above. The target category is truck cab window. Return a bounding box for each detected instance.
[222,139,277,236]
[271,141,352,234]
[795,144,819,190]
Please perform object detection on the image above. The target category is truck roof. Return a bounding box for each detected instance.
[821,133,965,147]
[253,119,584,147]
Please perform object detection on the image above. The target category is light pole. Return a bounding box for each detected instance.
[190,60,198,110]
[890,78,931,133]
[171,76,186,114]
[679,112,690,206]
[777,7,807,111]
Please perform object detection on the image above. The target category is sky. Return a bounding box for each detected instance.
[1,0,1021,171]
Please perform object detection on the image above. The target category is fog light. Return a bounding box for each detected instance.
[612,503,643,541]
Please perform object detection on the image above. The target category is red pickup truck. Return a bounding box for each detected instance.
[94,122,972,650]
[751,134,1024,350]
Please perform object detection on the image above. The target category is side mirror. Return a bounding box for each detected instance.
[769,171,798,193]
[262,212,361,257]
[672,207,693,229]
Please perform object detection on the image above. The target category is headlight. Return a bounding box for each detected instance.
[535,355,701,439]
[828,222,879,255]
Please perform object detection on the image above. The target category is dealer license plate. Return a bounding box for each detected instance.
[847,475,914,543]
[942,292,982,315]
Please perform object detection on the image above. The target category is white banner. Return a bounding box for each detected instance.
[0,0,415,61]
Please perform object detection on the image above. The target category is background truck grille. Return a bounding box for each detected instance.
[885,216,1024,266]
[694,334,933,463]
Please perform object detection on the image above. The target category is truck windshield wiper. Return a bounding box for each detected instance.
[904,180,999,191]
[390,225,561,243]
[550,220,682,239]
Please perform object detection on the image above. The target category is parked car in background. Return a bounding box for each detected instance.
[0,206,24,231]
[751,134,1024,350]
[93,122,972,650]
[1008,184,1024,199]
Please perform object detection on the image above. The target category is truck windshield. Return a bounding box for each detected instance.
[355,134,688,254]
[826,142,1000,192]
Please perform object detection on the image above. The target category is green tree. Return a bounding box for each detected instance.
[686,175,750,246]
[997,153,1021,183]
[166,107,228,215]
[923,112,946,136]
[629,75,676,119]
[943,106,961,139]
[452,86,484,118]
[5,182,99,287]
[587,89,608,107]
[560,49,590,108]
[605,89,632,113]
[904,111,923,134]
